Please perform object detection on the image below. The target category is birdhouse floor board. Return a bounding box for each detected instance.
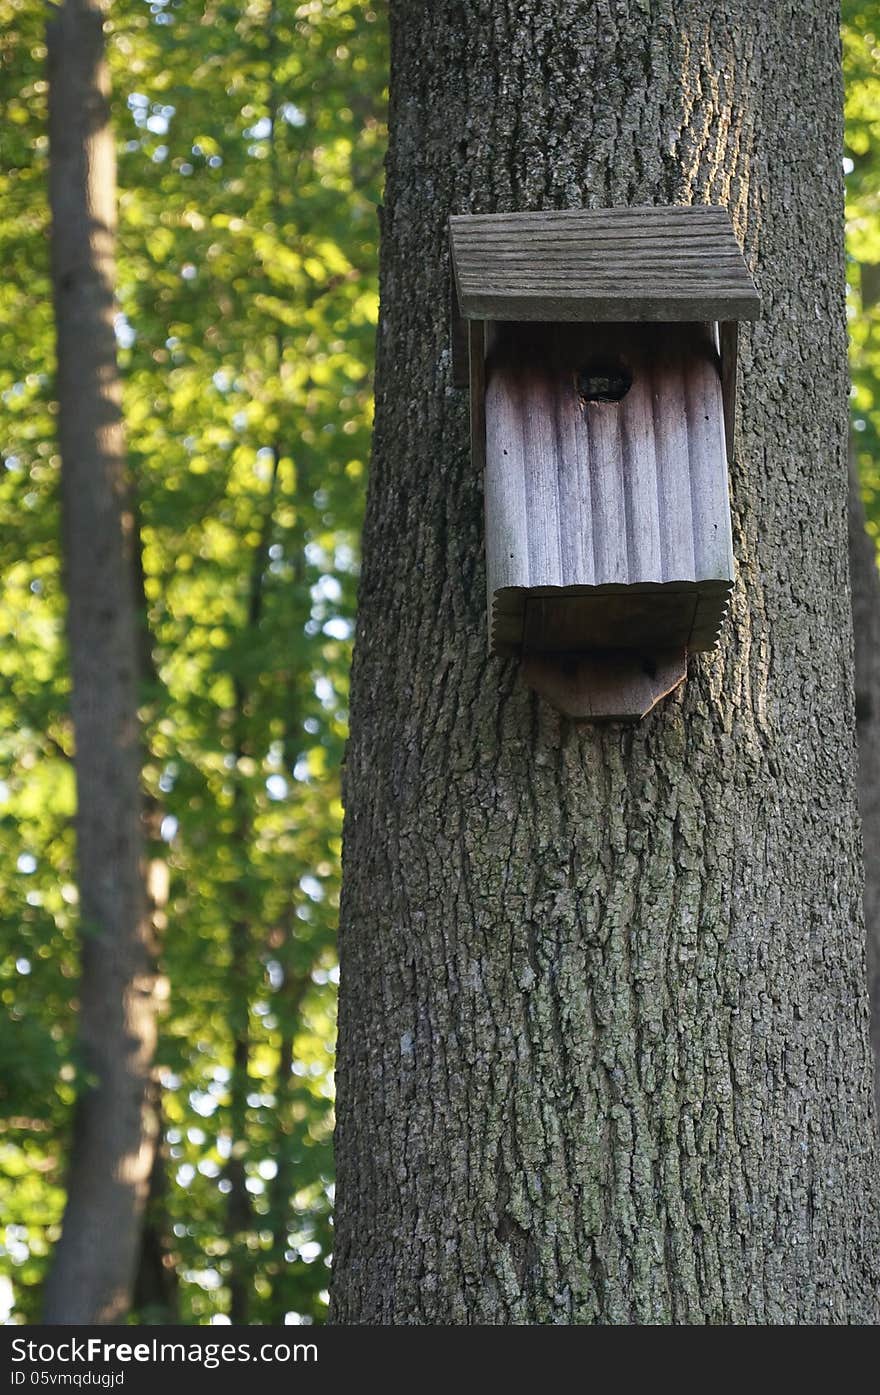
[524,590,697,652]
[521,646,688,722]
[491,578,732,656]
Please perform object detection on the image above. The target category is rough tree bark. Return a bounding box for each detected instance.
[42,0,158,1324]
[331,1,880,1324]
[849,455,880,1116]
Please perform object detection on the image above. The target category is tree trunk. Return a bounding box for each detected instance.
[849,454,880,1116]
[331,1,880,1324]
[132,1078,179,1324]
[266,962,310,1323]
[221,446,282,1324]
[42,0,158,1324]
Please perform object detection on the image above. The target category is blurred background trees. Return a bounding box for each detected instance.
[0,0,384,1324]
[847,3,880,501]
[845,0,880,1120]
[0,0,876,1325]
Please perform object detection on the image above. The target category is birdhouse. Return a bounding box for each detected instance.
[449,205,760,720]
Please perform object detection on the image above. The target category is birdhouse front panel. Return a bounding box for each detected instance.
[483,320,735,657]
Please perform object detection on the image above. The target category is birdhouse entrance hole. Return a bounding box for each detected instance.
[576,359,632,405]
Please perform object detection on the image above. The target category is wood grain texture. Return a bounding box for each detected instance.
[468,321,486,477]
[521,647,688,721]
[720,320,739,460]
[483,321,734,654]
[451,205,760,323]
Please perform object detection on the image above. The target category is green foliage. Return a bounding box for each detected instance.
[0,0,73,1326]
[844,1,880,532]
[0,0,385,1325]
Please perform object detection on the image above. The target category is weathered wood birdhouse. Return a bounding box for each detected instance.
[449,205,760,720]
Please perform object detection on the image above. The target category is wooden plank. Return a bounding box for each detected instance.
[650,352,696,581]
[482,322,528,650]
[689,585,735,651]
[523,358,564,588]
[587,386,628,584]
[685,331,736,583]
[461,290,757,324]
[555,337,594,588]
[468,320,486,474]
[450,204,759,324]
[482,320,735,656]
[523,590,698,652]
[521,647,688,722]
[619,356,662,581]
[492,580,732,656]
[720,320,738,462]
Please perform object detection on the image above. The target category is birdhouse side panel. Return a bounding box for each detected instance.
[482,347,530,652]
[682,350,736,584]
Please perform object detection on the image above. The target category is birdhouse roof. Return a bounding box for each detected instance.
[449,205,760,323]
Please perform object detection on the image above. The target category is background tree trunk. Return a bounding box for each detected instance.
[331,1,880,1324]
[132,1077,179,1324]
[42,0,158,1324]
[849,454,880,1116]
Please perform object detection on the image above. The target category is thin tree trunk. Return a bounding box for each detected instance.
[131,514,177,1320]
[223,443,283,1323]
[266,959,310,1323]
[849,453,880,1117]
[225,904,252,1326]
[132,1077,179,1324]
[331,1,880,1324]
[42,0,157,1324]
